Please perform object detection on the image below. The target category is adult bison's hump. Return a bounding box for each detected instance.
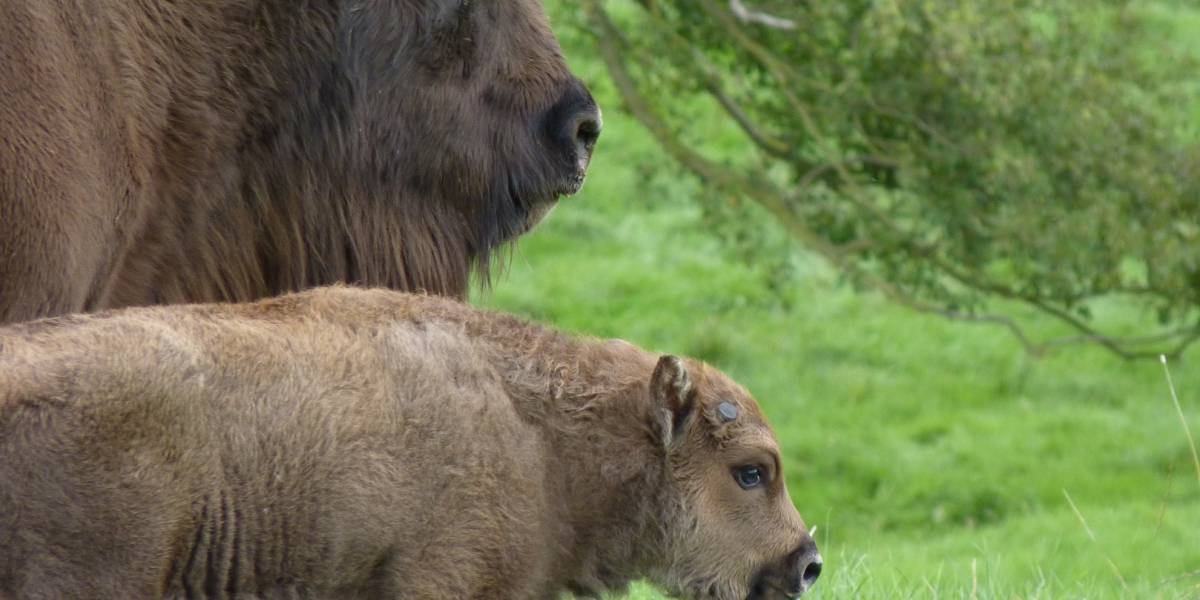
[0,0,600,324]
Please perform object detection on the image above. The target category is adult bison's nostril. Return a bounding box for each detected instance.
[544,79,602,192]
[571,106,602,159]
[559,99,601,182]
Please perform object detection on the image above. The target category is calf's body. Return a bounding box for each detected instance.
[0,287,819,599]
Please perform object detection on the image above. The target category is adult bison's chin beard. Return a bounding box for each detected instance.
[513,168,589,236]
[467,133,593,264]
[507,173,565,238]
[457,169,565,286]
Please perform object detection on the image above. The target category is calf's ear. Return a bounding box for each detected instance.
[651,355,695,448]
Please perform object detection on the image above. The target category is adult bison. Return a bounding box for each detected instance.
[0,286,822,599]
[0,0,600,324]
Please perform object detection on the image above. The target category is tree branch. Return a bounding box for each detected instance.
[586,3,855,261]
[695,0,824,138]
[797,155,902,189]
[728,0,797,30]
[696,51,794,158]
[629,5,800,161]
[586,1,1200,361]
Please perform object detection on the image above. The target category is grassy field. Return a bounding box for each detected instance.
[476,4,1200,598]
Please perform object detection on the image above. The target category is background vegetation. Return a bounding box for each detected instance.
[572,0,1200,361]
[480,1,1200,597]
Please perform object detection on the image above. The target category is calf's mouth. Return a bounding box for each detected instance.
[745,549,823,599]
[747,575,796,600]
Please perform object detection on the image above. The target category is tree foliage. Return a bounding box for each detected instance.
[573,0,1200,358]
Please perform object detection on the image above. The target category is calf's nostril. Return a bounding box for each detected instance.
[802,559,822,587]
[786,548,822,595]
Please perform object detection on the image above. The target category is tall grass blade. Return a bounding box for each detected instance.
[1160,355,1200,487]
[1063,489,1128,590]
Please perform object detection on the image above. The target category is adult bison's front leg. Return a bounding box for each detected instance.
[0,3,132,324]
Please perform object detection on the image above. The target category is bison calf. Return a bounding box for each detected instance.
[0,287,820,599]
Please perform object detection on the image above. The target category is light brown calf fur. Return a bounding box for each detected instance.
[0,287,820,599]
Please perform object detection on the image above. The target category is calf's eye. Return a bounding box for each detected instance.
[733,466,764,490]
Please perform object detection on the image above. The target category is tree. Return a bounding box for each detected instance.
[574,0,1200,359]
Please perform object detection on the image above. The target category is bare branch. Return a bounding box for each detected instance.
[862,98,965,154]
[694,49,794,158]
[929,257,1199,360]
[797,155,901,189]
[728,0,797,30]
[695,0,823,137]
[626,5,801,161]
[874,286,1046,357]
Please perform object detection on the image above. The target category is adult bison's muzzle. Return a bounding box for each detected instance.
[504,77,601,237]
[543,78,603,196]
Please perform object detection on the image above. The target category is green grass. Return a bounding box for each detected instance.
[473,4,1200,597]
[479,182,1200,599]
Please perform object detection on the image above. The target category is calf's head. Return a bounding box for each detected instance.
[646,356,821,599]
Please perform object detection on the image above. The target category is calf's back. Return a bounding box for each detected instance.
[0,289,561,598]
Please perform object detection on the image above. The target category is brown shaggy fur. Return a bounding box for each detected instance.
[0,287,819,599]
[0,0,599,324]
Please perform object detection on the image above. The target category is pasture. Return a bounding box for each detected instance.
[478,3,1200,596]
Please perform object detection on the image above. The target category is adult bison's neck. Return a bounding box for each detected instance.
[106,0,506,309]
[465,319,676,593]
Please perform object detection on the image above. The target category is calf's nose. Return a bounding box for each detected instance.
[785,544,822,596]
